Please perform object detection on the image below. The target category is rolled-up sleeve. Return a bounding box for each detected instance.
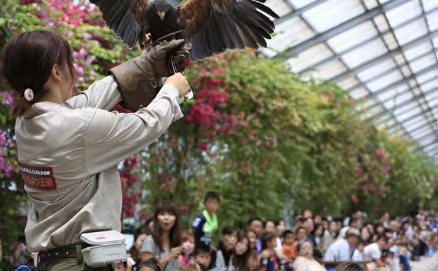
[83,84,183,175]
[66,76,122,110]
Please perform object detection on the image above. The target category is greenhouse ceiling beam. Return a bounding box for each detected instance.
[385,105,434,132]
[274,0,326,25]
[426,145,438,157]
[346,48,435,92]
[412,131,437,150]
[359,65,438,116]
[376,0,438,142]
[399,114,438,139]
[296,7,438,75]
[364,76,438,123]
[369,2,438,142]
[360,65,436,104]
[415,139,437,152]
[329,29,438,83]
[280,0,409,58]
[420,0,438,67]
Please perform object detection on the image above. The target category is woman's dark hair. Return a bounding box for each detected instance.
[151,201,181,251]
[233,237,251,270]
[1,30,75,115]
[311,223,324,237]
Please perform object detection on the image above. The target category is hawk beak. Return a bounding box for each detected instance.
[157,11,165,20]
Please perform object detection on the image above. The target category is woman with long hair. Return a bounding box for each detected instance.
[140,202,182,271]
[233,236,252,271]
[1,30,190,271]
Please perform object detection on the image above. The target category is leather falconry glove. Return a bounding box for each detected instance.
[110,39,190,112]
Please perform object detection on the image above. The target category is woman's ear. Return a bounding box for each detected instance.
[50,64,62,81]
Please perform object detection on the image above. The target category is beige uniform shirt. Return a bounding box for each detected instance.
[15,76,183,253]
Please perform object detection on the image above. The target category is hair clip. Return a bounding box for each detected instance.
[24,88,34,102]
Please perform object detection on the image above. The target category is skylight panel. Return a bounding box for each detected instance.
[378,0,391,5]
[422,0,438,12]
[311,60,347,79]
[423,141,438,152]
[420,78,438,92]
[404,117,428,132]
[266,17,315,53]
[428,95,438,107]
[363,0,379,9]
[416,69,438,84]
[337,77,360,90]
[402,41,431,61]
[409,53,437,73]
[426,10,438,31]
[385,1,422,28]
[394,101,418,116]
[362,105,385,119]
[327,21,377,53]
[425,90,438,101]
[341,38,388,68]
[350,87,369,99]
[382,90,413,108]
[287,0,319,9]
[376,83,409,101]
[265,0,294,17]
[302,0,365,33]
[356,59,395,81]
[393,18,428,46]
[366,69,403,92]
[396,106,421,122]
[287,43,333,72]
[411,126,433,140]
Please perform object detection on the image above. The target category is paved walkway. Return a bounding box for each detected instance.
[410,253,438,271]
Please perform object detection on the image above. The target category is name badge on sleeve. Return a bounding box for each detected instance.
[18,162,57,190]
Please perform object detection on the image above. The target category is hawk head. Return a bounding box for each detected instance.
[150,0,172,20]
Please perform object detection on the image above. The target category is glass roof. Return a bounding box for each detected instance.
[262,0,438,161]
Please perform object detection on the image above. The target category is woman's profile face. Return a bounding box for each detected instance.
[157,211,176,231]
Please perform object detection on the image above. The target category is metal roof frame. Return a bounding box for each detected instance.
[266,0,438,158]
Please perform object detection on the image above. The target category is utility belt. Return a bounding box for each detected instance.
[36,230,127,269]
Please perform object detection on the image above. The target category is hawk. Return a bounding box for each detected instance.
[90,0,279,62]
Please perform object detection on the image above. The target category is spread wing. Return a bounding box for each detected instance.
[90,0,142,48]
[177,0,279,61]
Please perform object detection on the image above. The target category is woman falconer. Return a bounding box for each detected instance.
[1,30,191,271]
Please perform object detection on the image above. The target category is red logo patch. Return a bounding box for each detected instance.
[18,162,57,190]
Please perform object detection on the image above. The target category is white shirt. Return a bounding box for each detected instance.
[352,249,364,262]
[364,243,382,261]
[324,239,354,262]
